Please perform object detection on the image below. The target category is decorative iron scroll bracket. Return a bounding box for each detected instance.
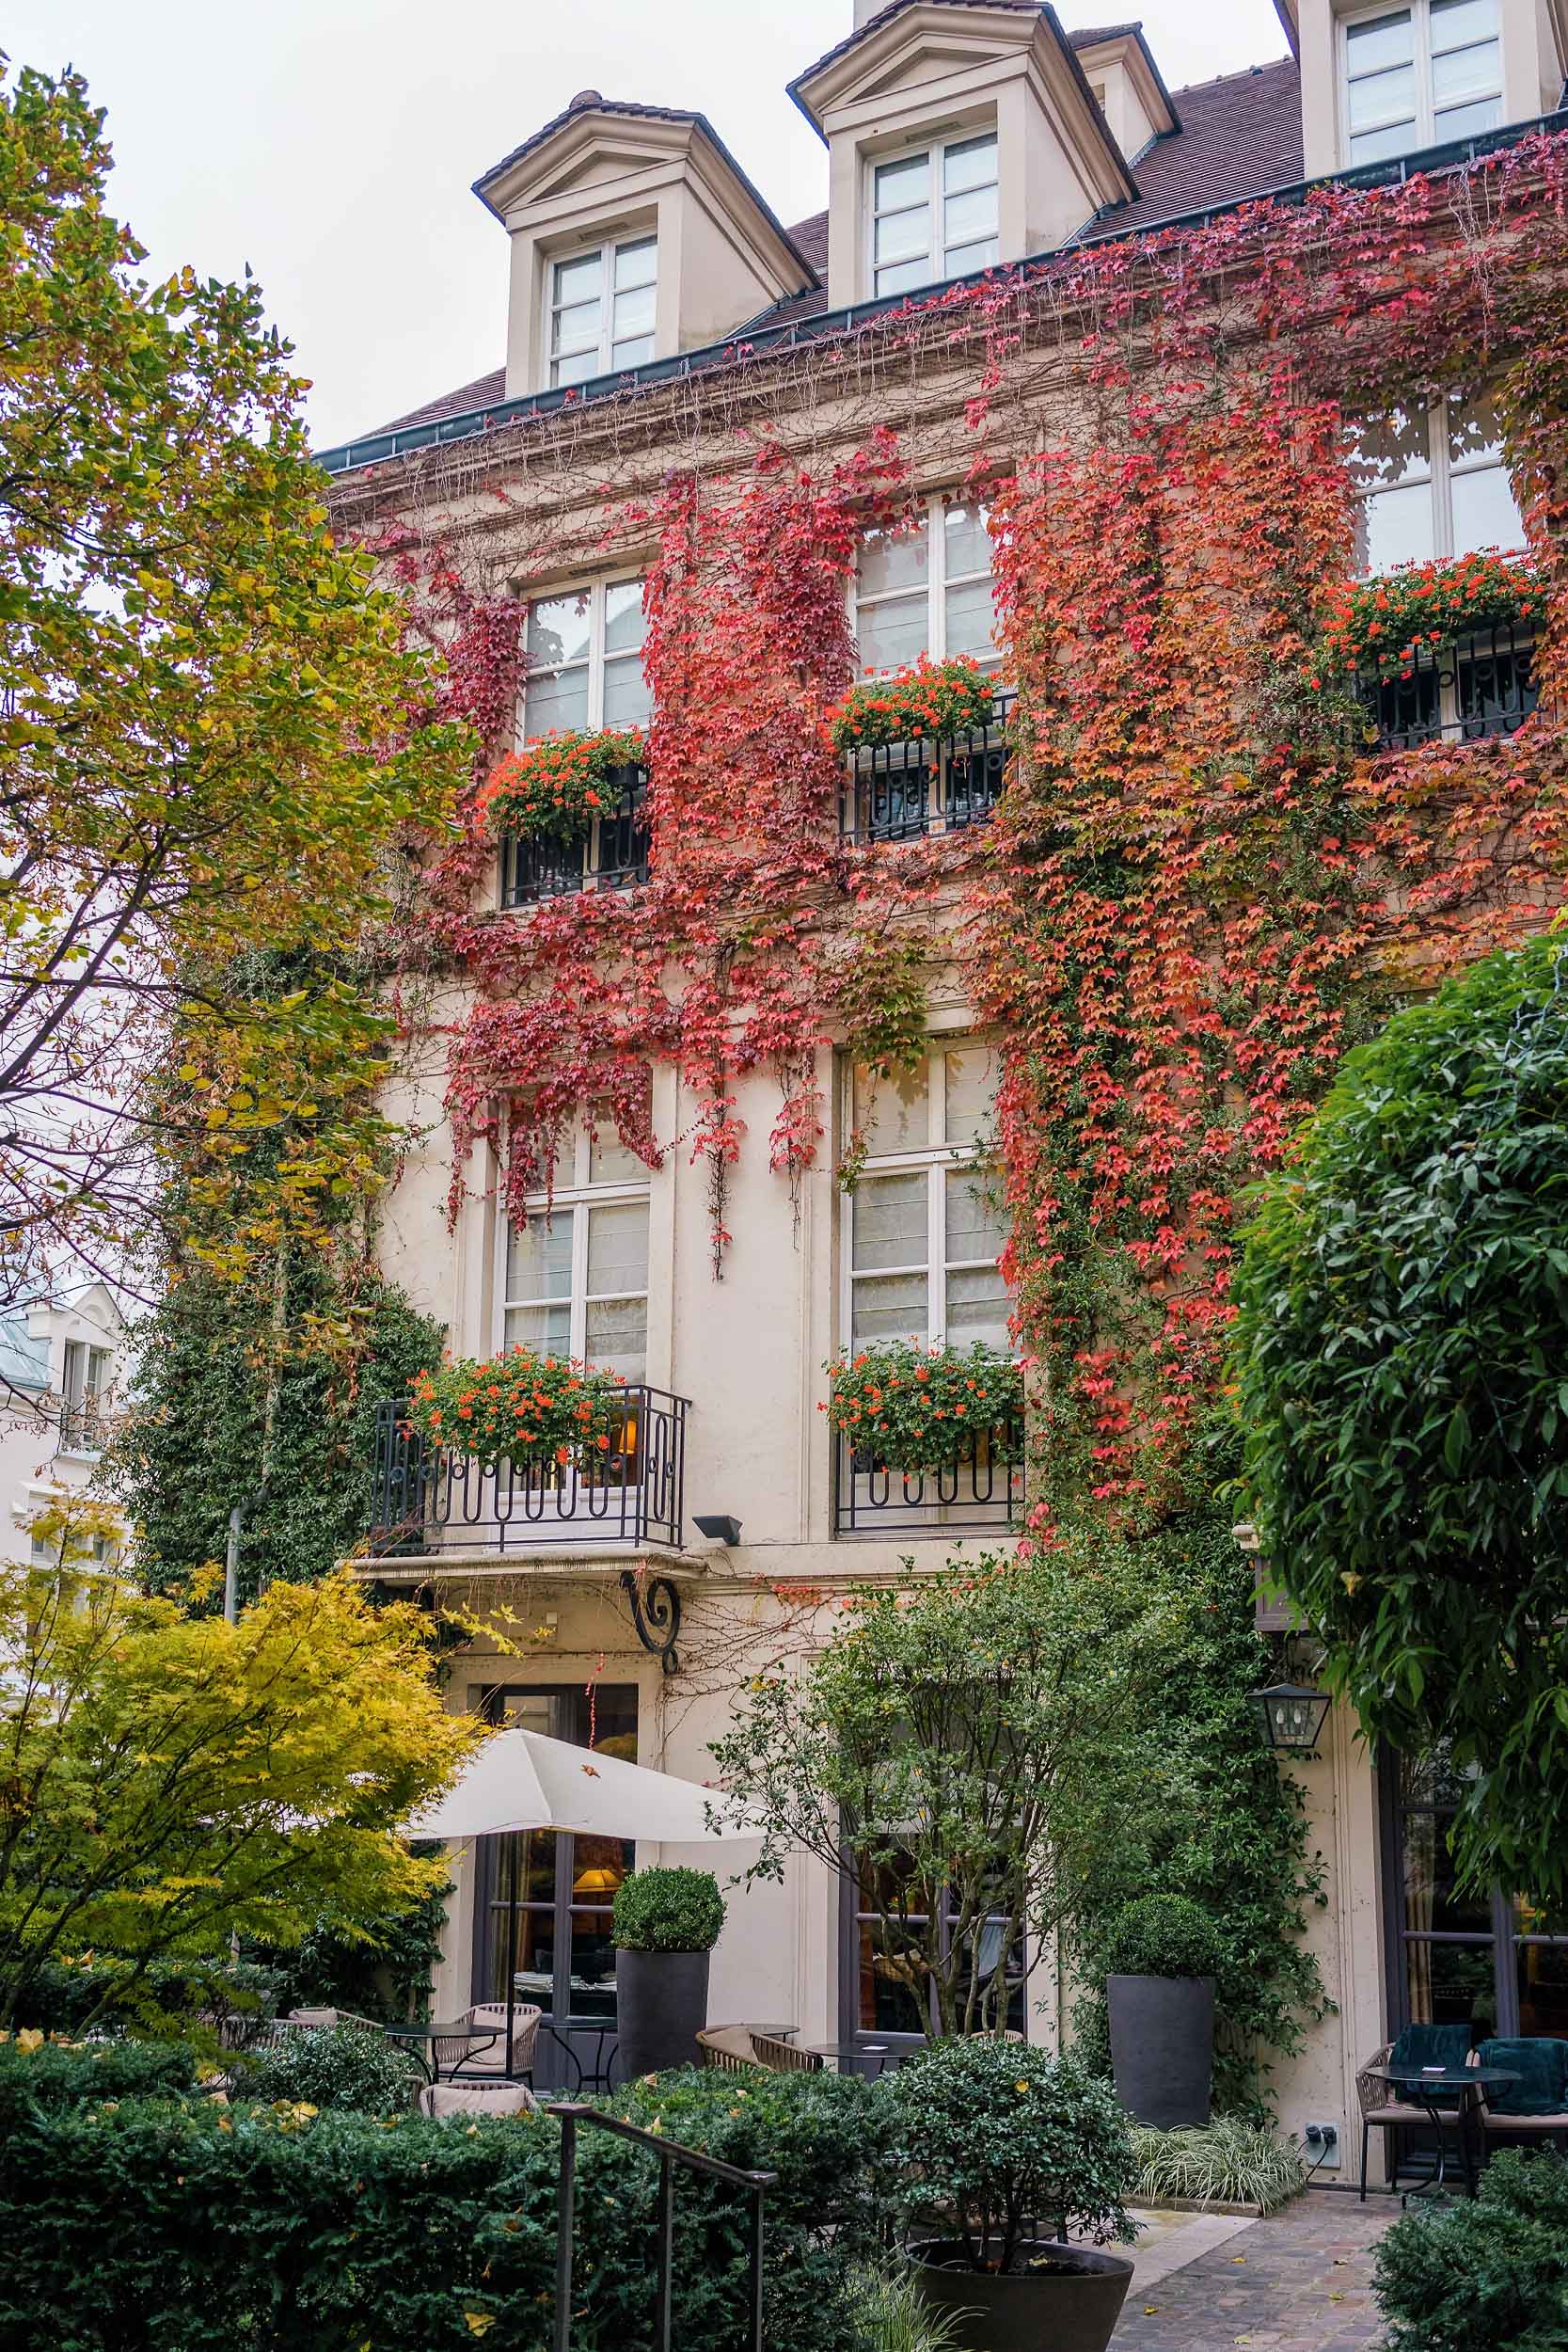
[621,1570,681,1676]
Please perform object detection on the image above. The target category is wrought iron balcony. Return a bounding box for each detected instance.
[832,1418,1025,1538]
[1354,621,1539,753]
[499,763,650,908]
[841,687,1015,846]
[366,1386,688,1558]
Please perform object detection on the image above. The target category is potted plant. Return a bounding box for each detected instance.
[822,1339,1023,1476]
[828,655,1001,753]
[1102,1894,1222,2130]
[405,1345,626,1469]
[890,2036,1137,2352]
[611,1866,725,2075]
[477,725,646,844]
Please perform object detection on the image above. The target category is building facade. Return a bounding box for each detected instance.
[324,0,1568,2173]
[0,1282,127,1571]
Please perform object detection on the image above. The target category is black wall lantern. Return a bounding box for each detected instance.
[1250,1680,1332,1754]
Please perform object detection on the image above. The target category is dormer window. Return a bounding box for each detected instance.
[1343,0,1501,166]
[872,133,999,298]
[548,235,657,388]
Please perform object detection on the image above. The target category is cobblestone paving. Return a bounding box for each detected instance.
[1110,2190,1397,2352]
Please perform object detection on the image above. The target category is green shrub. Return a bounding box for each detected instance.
[16,1953,282,2036]
[1130,2117,1307,2212]
[1373,2149,1568,2352]
[0,2034,200,2127]
[238,2022,420,2114]
[1102,1895,1224,1982]
[0,2058,892,2352]
[611,1866,725,1953]
[886,2037,1136,2274]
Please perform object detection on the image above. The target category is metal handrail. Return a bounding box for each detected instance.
[501,763,650,907]
[832,1416,1025,1537]
[546,2101,776,2352]
[841,685,1015,845]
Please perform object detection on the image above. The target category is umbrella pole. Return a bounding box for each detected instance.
[504,1832,518,2083]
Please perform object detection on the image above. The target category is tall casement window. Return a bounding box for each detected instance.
[1341,1,1502,166]
[1380,1747,1568,2039]
[871,133,999,297]
[838,1852,1026,2057]
[474,1683,638,2089]
[522,579,650,738]
[842,1045,1008,1352]
[500,1122,651,1384]
[853,498,997,676]
[1351,392,1523,574]
[547,236,657,387]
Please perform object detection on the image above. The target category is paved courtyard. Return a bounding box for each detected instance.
[1109,2190,1397,2352]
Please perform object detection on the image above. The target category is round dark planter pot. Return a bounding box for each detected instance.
[615,1947,711,2077]
[911,2240,1133,2352]
[1106,1971,1215,2128]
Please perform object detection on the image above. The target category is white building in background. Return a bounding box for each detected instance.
[0,1282,128,1569]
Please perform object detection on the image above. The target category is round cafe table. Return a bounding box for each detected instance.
[1368,2062,1518,2201]
[807,2042,893,2078]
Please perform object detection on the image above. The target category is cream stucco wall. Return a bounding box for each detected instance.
[0,1284,128,1568]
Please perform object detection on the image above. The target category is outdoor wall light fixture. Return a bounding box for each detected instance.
[1249,1681,1332,1754]
[692,1513,743,1546]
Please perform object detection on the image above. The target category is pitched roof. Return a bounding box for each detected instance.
[0,1312,49,1393]
[356,43,1303,444]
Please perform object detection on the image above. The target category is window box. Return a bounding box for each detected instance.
[1312,552,1544,752]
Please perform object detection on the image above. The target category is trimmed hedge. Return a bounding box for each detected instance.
[610,1866,725,1953]
[0,2046,894,2352]
[1373,2149,1568,2352]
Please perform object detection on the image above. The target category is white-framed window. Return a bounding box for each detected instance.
[1351,390,1524,573]
[548,235,657,388]
[853,497,997,676]
[871,132,999,298]
[842,1045,1009,1352]
[1341,0,1502,167]
[500,1123,651,1384]
[522,578,650,738]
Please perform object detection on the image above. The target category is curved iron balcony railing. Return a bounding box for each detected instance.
[840,686,1015,846]
[832,1417,1025,1538]
[1354,619,1540,753]
[367,1387,688,1556]
[500,762,650,908]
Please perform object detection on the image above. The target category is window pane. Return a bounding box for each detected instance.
[604,580,646,655]
[1449,459,1524,556]
[857,1916,930,2033]
[553,251,603,305]
[613,236,657,291]
[611,281,656,342]
[943,238,1000,278]
[860,593,929,673]
[508,1215,573,1302]
[943,576,996,661]
[1432,40,1500,103]
[943,134,997,194]
[589,1122,647,1185]
[853,1172,928,1272]
[860,519,928,600]
[944,184,998,247]
[552,300,602,356]
[1431,0,1498,50]
[586,1295,647,1382]
[876,255,934,297]
[603,653,652,728]
[1402,1939,1498,2032]
[1357,480,1437,573]
[875,151,930,210]
[523,661,592,736]
[504,1302,572,1356]
[1515,1929,1568,2038]
[942,501,991,580]
[875,205,932,269]
[528,592,594,672]
[1350,119,1418,163]
[1400,1745,1477,1808]
[943,1046,997,1147]
[1354,407,1431,491]
[610,335,655,371]
[946,1167,1007,1266]
[1348,61,1418,131]
[1345,8,1414,73]
[1399,1806,1493,1934]
[551,349,599,391]
[945,1263,1010,1350]
[1433,94,1502,139]
[854,1060,928,1157]
[852,1270,928,1344]
[587,1200,649,1297]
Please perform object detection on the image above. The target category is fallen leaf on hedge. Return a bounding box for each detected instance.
[463,2317,495,2338]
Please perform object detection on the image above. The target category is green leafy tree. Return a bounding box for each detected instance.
[710,1552,1183,2039]
[0,1566,476,2030]
[0,61,463,1308]
[1230,932,1568,1908]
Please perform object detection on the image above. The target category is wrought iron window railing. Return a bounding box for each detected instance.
[500,763,650,908]
[56,1393,119,1455]
[367,1386,688,1556]
[841,686,1015,846]
[832,1417,1024,1538]
[1354,621,1539,753]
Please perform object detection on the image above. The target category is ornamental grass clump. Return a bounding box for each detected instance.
[1311,550,1546,683]
[829,655,999,752]
[478,725,645,843]
[1130,2117,1307,2213]
[824,1338,1022,1473]
[407,1345,626,1469]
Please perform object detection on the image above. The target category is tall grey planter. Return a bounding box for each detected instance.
[616,1948,711,2077]
[1106,1973,1214,2128]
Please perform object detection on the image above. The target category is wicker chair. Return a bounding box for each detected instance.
[420,2077,539,2120]
[436,2002,542,2083]
[1356,2042,1427,2200]
[698,2025,822,2074]
[285,2007,385,2034]
[751,2031,823,2074]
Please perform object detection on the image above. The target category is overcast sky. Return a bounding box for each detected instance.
[12,0,1290,451]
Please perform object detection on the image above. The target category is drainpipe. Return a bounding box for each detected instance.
[223,1486,269,1624]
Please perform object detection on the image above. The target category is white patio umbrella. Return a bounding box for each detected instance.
[404,1728,765,2083]
[404,1724,766,1844]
